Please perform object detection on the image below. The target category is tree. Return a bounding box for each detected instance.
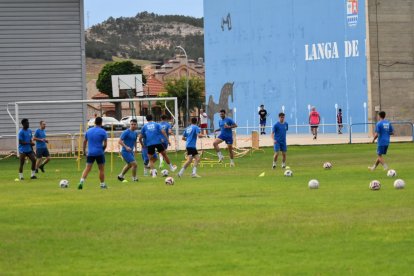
[96,61,146,119]
[163,77,205,125]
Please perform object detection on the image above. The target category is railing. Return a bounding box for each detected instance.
[349,121,414,144]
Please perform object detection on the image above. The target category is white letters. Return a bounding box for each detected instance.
[305,40,360,61]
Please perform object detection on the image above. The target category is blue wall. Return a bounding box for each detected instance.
[204,0,367,133]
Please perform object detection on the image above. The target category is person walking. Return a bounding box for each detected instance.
[309,106,320,140]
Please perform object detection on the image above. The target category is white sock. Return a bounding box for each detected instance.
[31,170,36,177]
[230,159,234,163]
[169,163,175,169]
[119,174,124,178]
[217,151,223,158]
[179,168,185,175]
[80,178,85,183]
[192,167,197,174]
[273,162,276,166]
[100,182,105,186]
[160,156,164,163]
[19,173,23,179]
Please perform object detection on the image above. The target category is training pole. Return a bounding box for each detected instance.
[77,124,82,171]
[110,125,114,174]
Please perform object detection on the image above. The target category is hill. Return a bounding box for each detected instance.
[86,12,204,62]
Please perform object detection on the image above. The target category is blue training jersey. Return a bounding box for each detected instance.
[120,129,138,152]
[272,122,288,143]
[34,129,47,149]
[376,120,393,146]
[219,117,235,138]
[141,122,162,146]
[159,121,171,144]
[18,128,33,153]
[85,126,107,156]
[183,125,200,148]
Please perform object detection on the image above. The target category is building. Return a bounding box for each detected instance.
[0,0,87,136]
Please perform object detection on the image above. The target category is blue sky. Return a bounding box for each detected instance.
[84,0,204,27]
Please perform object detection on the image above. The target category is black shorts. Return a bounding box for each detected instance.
[86,155,105,165]
[311,126,319,129]
[36,148,50,158]
[20,151,35,158]
[147,144,165,155]
[186,147,198,157]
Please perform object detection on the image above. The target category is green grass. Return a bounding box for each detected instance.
[1,143,413,275]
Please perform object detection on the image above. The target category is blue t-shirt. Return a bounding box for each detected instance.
[34,129,47,149]
[219,117,235,138]
[183,125,200,148]
[376,120,393,146]
[85,126,108,156]
[272,122,288,143]
[159,121,172,144]
[120,129,138,152]
[141,122,162,146]
[18,128,33,153]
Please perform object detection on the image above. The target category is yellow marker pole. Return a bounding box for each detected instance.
[77,124,82,171]
[111,125,114,174]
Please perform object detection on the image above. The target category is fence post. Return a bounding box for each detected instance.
[349,124,352,144]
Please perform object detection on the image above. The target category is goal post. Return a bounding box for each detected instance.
[10,97,179,156]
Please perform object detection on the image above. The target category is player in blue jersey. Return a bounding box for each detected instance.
[78,117,108,189]
[272,113,289,169]
[178,117,204,178]
[34,121,51,173]
[141,138,158,176]
[139,114,177,178]
[158,114,174,169]
[369,111,394,171]
[18,118,37,180]
[117,119,139,182]
[213,109,238,166]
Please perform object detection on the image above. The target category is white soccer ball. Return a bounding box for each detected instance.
[323,162,332,169]
[393,179,405,189]
[59,179,69,188]
[308,179,319,189]
[369,180,381,190]
[387,169,397,177]
[161,169,169,177]
[165,176,174,185]
[284,170,293,177]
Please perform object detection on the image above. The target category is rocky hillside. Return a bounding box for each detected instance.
[86,12,204,62]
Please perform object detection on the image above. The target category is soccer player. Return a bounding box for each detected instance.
[178,117,204,178]
[18,118,37,180]
[369,111,394,171]
[337,108,343,134]
[78,117,108,189]
[258,104,268,135]
[34,120,51,173]
[141,138,157,176]
[139,114,177,178]
[213,109,238,166]
[158,114,174,169]
[272,113,289,169]
[309,106,320,140]
[118,119,139,182]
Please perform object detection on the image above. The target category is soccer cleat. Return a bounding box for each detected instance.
[177,173,182,178]
[132,178,138,182]
[30,175,37,179]
[272,164,276,170]
[282,163,286,169]
[170,165,177,172]
[151,170,157,178]
[39,165,45,173]
[117,175,125,182]
[100,184,108,189]
[77,182,83,190]
[191,173,201,178]
[19,177,24,181]
[35,169,39,174]
[368,166,376,171]
[143,168,149,176]
[229,162,235,167]
[383,164,389,170]
[218,157,224,163]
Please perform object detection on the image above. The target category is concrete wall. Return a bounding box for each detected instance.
[367,0,414,135]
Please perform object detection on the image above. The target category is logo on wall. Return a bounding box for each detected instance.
[346,0,358,27]
[221,13,232,31]
[207,82,234,130]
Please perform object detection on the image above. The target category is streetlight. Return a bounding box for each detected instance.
[176,45,189,126]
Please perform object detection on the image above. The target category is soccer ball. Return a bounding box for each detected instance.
[323,162,332,169]
[161,169,169,177]
[165,176,174,185]
[387,169,397,177]
[393,179,405,189]
[369,180,381,190]
[308,179,319,189]
[284,170,293,177]
[59,179,69,188]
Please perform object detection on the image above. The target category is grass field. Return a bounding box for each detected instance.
[1,143,413,275]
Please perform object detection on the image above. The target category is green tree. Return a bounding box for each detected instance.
[163,77,205,126]
[96,61,146,119]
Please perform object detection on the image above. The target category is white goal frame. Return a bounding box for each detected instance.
[8,97,179,155]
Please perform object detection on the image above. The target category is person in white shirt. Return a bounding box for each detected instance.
[199,108,209,138]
